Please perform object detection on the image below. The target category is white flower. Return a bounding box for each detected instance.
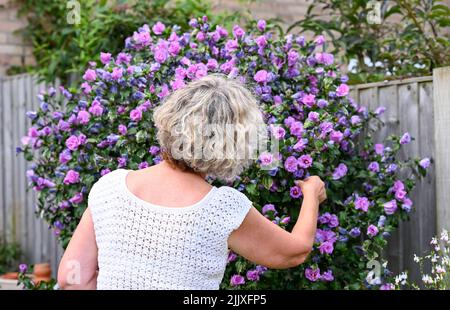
[431,254,438,263]
[431,237,438,245]
[413,254,420,263]
[434,245,441,252]
[440,229,449,243]
[436,265,446,274]
[422,274,433,284]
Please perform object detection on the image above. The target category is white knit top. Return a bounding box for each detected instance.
[88,168,252,290]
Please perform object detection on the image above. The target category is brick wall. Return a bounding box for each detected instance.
[0,0,319,77]
[212,0,315,27]
[0,0,34,76]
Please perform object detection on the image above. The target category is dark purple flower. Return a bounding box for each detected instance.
[368,161,380,172]
[349,227,361,238]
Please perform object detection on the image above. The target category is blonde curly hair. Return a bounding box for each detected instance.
[153,73,267,180]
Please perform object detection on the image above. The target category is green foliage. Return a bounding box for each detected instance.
[0,238,22,275]
[14,0,241,84]
[290,0,450,84]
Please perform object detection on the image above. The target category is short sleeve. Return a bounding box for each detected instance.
[221,187,253,232]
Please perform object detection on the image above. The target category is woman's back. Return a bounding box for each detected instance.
[89,168,252,289]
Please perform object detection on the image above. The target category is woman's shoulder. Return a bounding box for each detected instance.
[89,169,127,198]
[214,185,253,206]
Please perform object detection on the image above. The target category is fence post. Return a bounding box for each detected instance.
[433,66,450,233]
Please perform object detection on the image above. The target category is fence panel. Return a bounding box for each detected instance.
[0,74,63,277]
[351,76,436,282]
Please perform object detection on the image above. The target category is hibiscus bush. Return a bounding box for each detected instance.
[19,16,431,289]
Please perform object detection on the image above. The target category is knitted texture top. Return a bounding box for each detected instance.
[88,168,252,290]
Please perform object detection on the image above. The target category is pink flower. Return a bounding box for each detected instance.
[298,154,313,169]
[289,121,304,137]
[259,152,274,166]
[232,25,245,39]
[152,21,166,35]
[88,100,104,116]
[270,125,286,140]
[257,19,266,31]
[130,108,142,122]
[76,110,90,125]
[82,69,96,81]
[305,267,321,282]
[111,67,123,80]
[367,224,379,237]
[69,192,83,204]
[118,124,127,135]
[63,170,80,185]
[284,156,298,173]
[384,200,397,215]
[254,70,269,83]
[168,41,180,56]
[65,135,80,151]
[355,197,370,212]
[301,94,315,107]
[100,52,111,64]
[230,274,245,286]
[319,241,334,254]
[336,83,350,97]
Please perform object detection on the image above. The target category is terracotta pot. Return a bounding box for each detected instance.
[33,263,51,277]
[0,272,19,280]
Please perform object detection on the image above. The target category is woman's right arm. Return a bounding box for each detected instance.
[228,176,326,269]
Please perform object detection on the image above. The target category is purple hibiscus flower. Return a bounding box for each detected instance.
[284,156,298,172]
[383,200,397,215]
[355,196,370,212]
[63,170,80,185]
[230,274,245,286]
[290,185,302,198]
[305,267,321,282]
[367,224,379,237]
[298,155,313,169]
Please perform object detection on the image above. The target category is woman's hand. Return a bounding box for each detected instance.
[228,175,326,269]
[295,176,327,204]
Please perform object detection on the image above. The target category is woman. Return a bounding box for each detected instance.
[57,74,326,290]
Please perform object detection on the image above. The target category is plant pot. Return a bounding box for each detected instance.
[0,272,19,280]
[33,263,51,278]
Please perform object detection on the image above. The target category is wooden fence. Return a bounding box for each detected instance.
[0,74,63,277]
[0,68,449,283]
[350,75,436,282]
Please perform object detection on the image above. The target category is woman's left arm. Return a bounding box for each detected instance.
[57,207,98,290]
